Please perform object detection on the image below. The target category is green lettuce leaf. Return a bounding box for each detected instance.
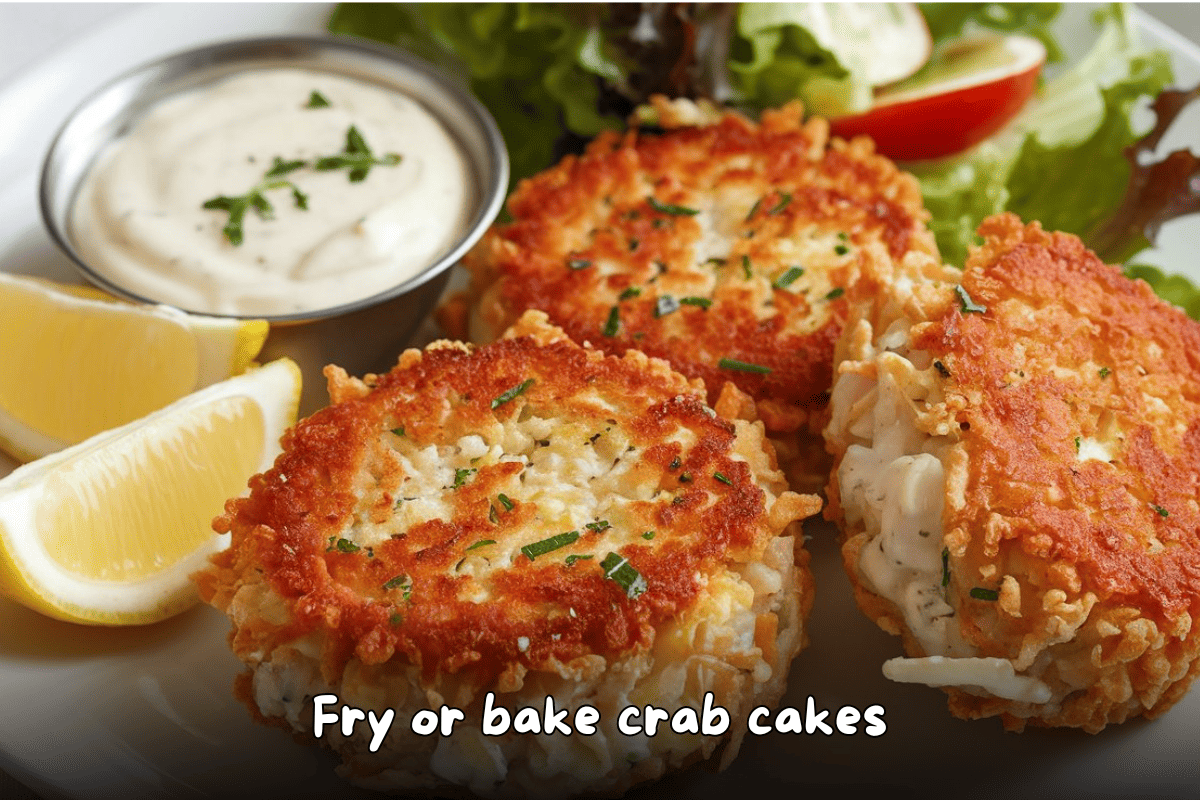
[908,5,1172,267]
[727,4,866,117]
[919,3,1064,62]
[329,3,627,187]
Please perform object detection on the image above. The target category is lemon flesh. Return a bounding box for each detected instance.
[0,358,300,625]
[0,273,268,462]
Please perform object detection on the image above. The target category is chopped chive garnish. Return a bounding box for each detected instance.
[642,530,655,540]
[970,587,999,601]
[305,90,331,108]
[955,285,987,314]
[313,125,401,183]
[933,361,951,378]
[568,258,592,270]
[837,231,849,241]
[264,156,307,178]
[655,295,680,317]
[741,254,753,279]
[719,358,772,374]
[773,266,804,289]
[706,257,727,266]
[585,520,611,533]
[834,243,849,256]
[603,305,620,336]
[825,287,845,300]
[679,472,693,483]
[1154,504,1170,518]
[389,612,403,626]
[629,238,640,251]
[669,456,682,470]
[498,493,515,511]
[745,198,763,221]
[383,574,409,591]
[333,538,360,554]
[647,196,699,216]
[390,426,405,437]
[467,539,496,551]
[1074,436,1081,453]
[564,554,594,566]
[600,552,648,598]
[1099,367,1111,378]
[768,192,792,215]
[618,286,642,300]
[492,378,534,409]
[522,530,580,560]
[488,504,499,523]
[714,471,733,485]
[680,296,712,309]
[941,547,950,588]
[453,468,476,488]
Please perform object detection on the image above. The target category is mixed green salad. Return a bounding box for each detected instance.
[329,2,1200,315]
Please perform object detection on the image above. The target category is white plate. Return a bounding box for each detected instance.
[1,5,1198,800]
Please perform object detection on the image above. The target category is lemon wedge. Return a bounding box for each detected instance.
[0,358,300,625]
[0,273,269,462]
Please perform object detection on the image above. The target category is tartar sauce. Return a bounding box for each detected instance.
[71,68,473,316]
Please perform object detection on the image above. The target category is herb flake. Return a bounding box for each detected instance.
[655,294,680,317]
[713,471,733,486]
[680,296,712,309]
[466,539,496,551]
[719,358,772,374]
[600,552,648,599]
[492,378,534,409]
[773,266,804,289]
[647,196,699,216]
[956,285,987,314]
[970,587,999,601]
[768,192,792,215]
[305,90,331,108]
[522,530,580,560]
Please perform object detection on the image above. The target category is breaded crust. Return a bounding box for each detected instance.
[447,101,936,489]
[198,312,821,795]
[828,213,1200,732]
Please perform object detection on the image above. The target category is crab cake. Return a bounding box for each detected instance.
[824,213,1200,733]
[445,99,937,491]
[197,311,821,797]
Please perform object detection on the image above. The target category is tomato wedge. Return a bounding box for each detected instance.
[830,34,1047,161]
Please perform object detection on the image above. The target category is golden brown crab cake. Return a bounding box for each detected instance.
[824,213,1200,733]
[197,311,820,797]
[445,99,937,492]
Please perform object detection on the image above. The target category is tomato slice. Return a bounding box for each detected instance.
[829,34,1047,161]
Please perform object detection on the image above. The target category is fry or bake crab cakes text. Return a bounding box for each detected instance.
[445,99,937,490]
[824,212,1200,733]
[197,310,821,797]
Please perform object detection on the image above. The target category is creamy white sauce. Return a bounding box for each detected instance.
[72,68,473,316]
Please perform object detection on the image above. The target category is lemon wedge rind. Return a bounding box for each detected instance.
[0,358,300,625]
[0,272,269,462]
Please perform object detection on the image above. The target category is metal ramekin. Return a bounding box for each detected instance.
[38,35,508,412]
